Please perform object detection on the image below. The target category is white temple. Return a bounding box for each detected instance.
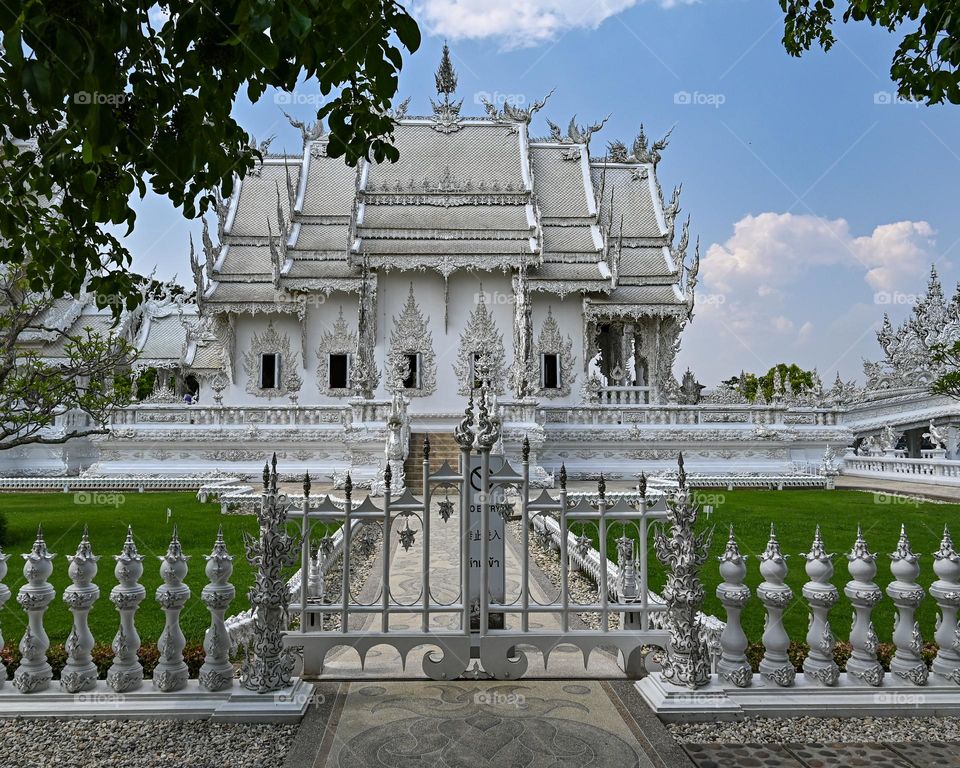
[3,52,876,482]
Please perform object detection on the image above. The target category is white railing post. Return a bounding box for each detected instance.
[757,524,795,686]
[844,526,884,686]
[887,525,928,685]
[107,526,146,692]
[931,526,960,685]
[62,527,100,693]
[154,527,191,692]
[801,526,839,686]
[200,525,235,691]
[716,526,751,687]
[0,547,9,688]
[14,526,55,693]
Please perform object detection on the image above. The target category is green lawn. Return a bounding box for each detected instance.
[0,492,266,646]
[586,488,960,644]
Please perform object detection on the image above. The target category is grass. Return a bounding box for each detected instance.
[0,492,338,646]
[583,488,960,644]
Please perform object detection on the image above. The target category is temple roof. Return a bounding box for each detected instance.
[200,57,695,318]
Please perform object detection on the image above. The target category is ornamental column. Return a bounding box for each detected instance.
[930,526,960,685]
[844,526,884,686]
[14,526,55,693]
[887,525,928,685]
[757,524,794,687]
[801,526,839,686]
[155,527,191,692]
[61,527,100,693]
[716,526,752,687]
[200,526,236,691]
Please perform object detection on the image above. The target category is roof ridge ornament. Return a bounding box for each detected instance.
[430,43,463,134]
[482,88,555,124]
[545,114,609,147]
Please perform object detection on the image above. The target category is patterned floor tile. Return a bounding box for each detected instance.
[785,743,913,767]
[885,742,960,767]
[683,743,805,768]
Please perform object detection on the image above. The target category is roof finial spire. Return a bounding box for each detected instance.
[435,41,458,106]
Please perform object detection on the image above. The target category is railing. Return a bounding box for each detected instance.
[540,403,844,427]
[843,454,960,483]
[598,386,650,405]
[0,476,239,493]
[110,404,355,427]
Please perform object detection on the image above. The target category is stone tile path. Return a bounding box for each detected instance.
[682,741,960,767]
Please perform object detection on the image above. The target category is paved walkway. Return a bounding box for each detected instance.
[682,742,960,767]
[836,474,960,502]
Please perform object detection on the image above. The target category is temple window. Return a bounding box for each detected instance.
[541,353,561,390]
[260,353,280,389]
[328,353,350,390]
[402,353,421,389]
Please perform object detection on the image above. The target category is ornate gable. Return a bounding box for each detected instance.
[534,307,576,399]
[243,320,302,400]
[316,307,357,398]
[387,284,437,396]
[454,292,507,395]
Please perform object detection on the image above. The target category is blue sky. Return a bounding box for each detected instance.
[127,0,960,385]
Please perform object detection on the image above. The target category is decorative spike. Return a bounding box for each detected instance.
[719,525,744,563]
[598,473,606,499]
[303,471,312,498]
[849,524,875,562]
[891,524,918,564]
[263,461,270,489]
[522,436,530,463]
[344,472,353,500]
[638,472,647,499]
[384,462,392,490]
[802,525,831,562]
[559,463,567,491]
[423,433,431,461]
[761,523,785,562]
[677,452,687,490]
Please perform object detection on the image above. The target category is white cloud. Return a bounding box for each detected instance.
[677,212,936,384]
[703,212,934,296]
[411,0,691,47]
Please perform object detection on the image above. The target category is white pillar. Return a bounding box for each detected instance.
[757,524,795,686]
[801,526,839,685]
[154,526,191,692]
[716,526,752,687]
[930,526,960,685]
[14,526,55,693]
[844,526,884,686]
[61,527,100,693]
[200,526,235,691]
[107,526,146,692]
[887,525,928,685]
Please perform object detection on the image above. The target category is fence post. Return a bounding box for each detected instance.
[241,456,298,693]
[931,526,960,685]
[200,525,235,691]
[757,524,795,687]
[154,527,191,692]
[14,526,55,693]
[0,548,9,688]
[716,525,752,687]
[654,454,712,689]
[844,526,884,686]
[887,525,928,685]
[107,526,145,692]
[801,526,839,686]
[62,527,100,693]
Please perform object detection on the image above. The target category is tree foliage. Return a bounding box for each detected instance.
[0,0,420,306]
[779,0,960,104]
[932,341,960,398]
[723,363,815,401]
[0,268,136,450]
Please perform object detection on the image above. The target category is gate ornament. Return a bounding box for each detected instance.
[654,454,713,689]
[241,455,299,693]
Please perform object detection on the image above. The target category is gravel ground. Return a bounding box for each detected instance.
[0,719,297,768]
[670,716,960,744]
[509,520,621,630]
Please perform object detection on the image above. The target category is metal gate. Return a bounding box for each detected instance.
[284,388,671,681]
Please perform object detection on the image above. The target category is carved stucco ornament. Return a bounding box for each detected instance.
[386,284,437,397]
[534,307,577,399]
[316,307,357,398]
[454,291,507,395]
[242,320,302,400]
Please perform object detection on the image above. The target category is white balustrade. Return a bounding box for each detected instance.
[61,527,100,693]
[200,526,236,691]
[0,548,8,688]
[716,526,751,687]
[887,525,929,685]
[757,524,795,686]
[931,526,960,685]
[801,527,839,685]
[107,527,146,692]
[154,528,191,692]
[844,454,960,485]
[14,527,56,692]
[845,527,884,686]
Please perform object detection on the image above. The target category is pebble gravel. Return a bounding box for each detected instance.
[0,719,297,768]
[670,716,960,744]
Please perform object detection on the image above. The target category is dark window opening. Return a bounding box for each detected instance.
[472,352,483,389]
[260,353,279,389]
[542,353,560,389]
[329,354,349,389]
[402,353,420,389]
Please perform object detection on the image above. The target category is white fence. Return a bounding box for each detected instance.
[843,454,960,485]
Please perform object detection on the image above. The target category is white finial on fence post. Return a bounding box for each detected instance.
[844,525,884,686]
[0,547,9,688]
[61,526,100,693]
[801,525,839,686]
[757,523,795,687]
[200,525,235,691]
[887,524,928,685]
[716,525,752,687]
[14,525,55,693]
[931,526,960,685]
[155,526,191,692]
[107,526,146,692]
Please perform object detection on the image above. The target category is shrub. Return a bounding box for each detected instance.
[0,510,7,548]
[0,641,212,680]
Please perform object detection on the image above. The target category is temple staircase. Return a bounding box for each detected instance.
[404,432,462,488]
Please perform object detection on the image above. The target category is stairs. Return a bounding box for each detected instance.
[404,432,462,487]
